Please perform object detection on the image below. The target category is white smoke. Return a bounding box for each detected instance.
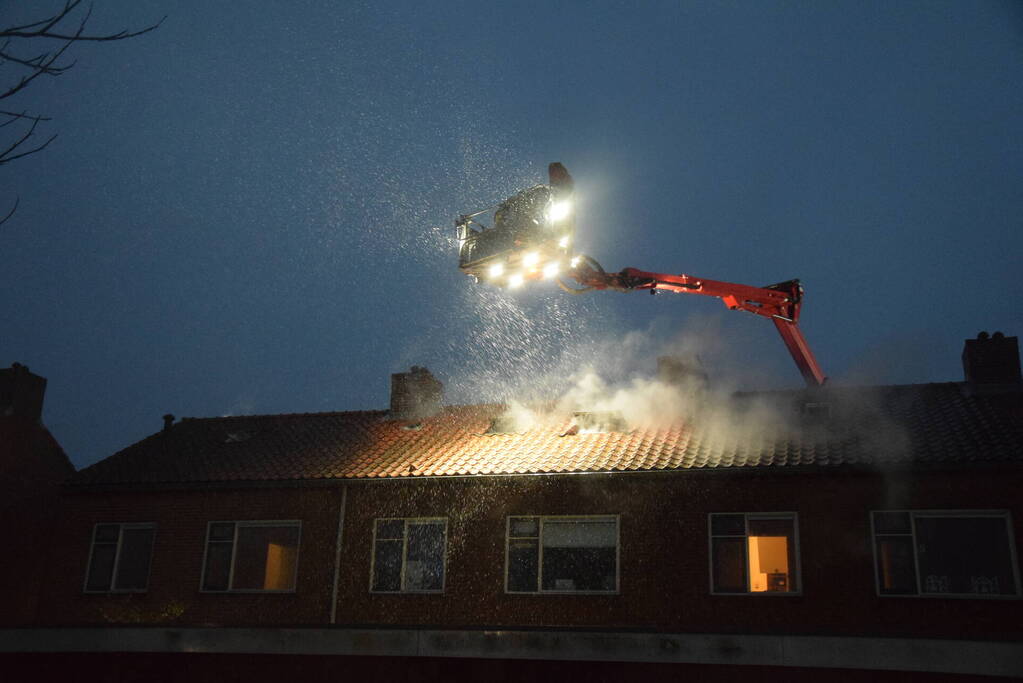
[482,317,797,442]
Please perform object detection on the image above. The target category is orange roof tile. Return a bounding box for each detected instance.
[71,383,1023,486]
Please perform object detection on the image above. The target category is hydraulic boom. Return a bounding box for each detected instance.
[565,256,826,387]
[455,162,828,387]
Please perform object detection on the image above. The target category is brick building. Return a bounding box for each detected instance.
[2,335,1022,681]
[0,363,75,625]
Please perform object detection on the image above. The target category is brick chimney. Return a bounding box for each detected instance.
[390,366,443,419]
[0,363,47,421]
[962,331,1021,385]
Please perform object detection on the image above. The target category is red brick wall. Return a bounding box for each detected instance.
[0,418,73,626]
[35,487,343,627]
[29,467,1023,640]
[334,469,1023,639]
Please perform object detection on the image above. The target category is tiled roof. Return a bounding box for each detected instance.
[70,383,1023,486]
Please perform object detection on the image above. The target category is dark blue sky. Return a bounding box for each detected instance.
[3,1,1021,469]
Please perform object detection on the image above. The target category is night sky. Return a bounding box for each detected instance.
[3,1,1021,470]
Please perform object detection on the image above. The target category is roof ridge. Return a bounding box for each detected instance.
[180,408,391,422]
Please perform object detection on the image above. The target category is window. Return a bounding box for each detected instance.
[371,518,447,592]
[506,515,619,593]
[709,513,800,594]
[201,521,300,592]
[84,523,156,593]
[872,511,1019,597]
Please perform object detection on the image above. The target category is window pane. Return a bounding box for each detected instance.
[507,538,539,592]
[747,518,796,592]
[375,519,405,540]
[712,537,746,593]
[405,522,445,591]
[232,525,300,590]
[541,546,617,591]
[915,516,1016,595]
[874,511,911,534]
[113,527,154,591]
[85,543,117,591]
[711,514,745,536]
[94,524,120,543]
[876,536,917,594]
[372,539,402,591]
[202,542,233,591]
[510,517,539,537]
[539,519,617,592]
[543,519,616,548]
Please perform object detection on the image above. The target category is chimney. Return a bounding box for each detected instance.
[390,366,443,419]
[657,355,708,392]
[0,363,47,421]
[962,331,1021,386]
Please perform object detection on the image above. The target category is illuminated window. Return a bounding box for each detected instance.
[709,513,800,594]
[506,516,619,593]
[84,523,155,593]
[872,511,1019,597]
[201,521,300,592]
[371,518,447,593]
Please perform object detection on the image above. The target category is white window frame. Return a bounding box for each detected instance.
[83,522,156,594]
[870,509,1021,599]
[199,520,302,593]
[369,517,448,594]
[708,512,802,596]
[504,514,621,595]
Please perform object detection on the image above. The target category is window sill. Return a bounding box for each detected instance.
[505,590,619,596]
[199,589,297,594]
[877,592,1020,600]
[710,591,803,597]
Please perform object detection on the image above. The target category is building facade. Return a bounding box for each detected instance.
[3,336,1023,681]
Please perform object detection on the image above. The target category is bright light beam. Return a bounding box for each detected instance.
[548,199,572,222]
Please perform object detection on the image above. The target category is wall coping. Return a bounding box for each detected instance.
[1,628,1020,677]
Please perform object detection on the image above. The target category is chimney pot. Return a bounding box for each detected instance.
[962,332,1021,385]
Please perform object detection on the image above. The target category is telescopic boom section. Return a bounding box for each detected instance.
[569,262,827,387]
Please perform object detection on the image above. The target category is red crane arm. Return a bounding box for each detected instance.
[569,262,827,387]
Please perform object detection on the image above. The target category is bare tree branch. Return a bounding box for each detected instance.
[0,111,53,127]
[0,2,163,224]
[0,196,18,228]
[0,2,166,43]
[0,115,57,165]
[0,30,80,101]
